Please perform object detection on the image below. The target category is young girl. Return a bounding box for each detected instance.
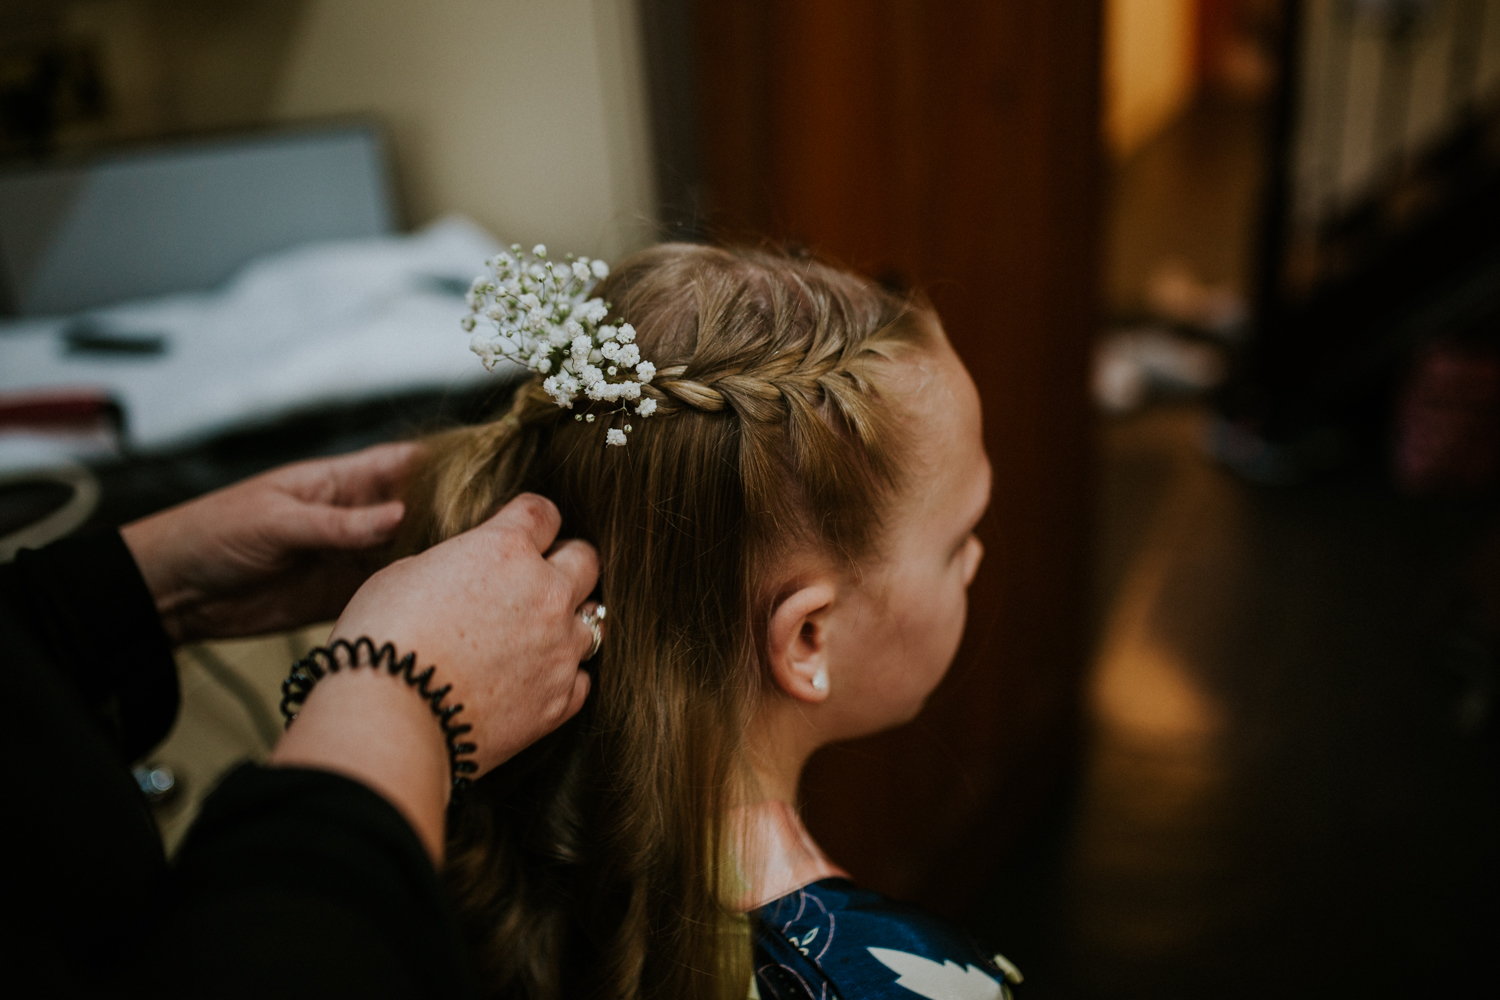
[403,244,1015,999]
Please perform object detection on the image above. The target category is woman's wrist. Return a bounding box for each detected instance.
[119,518,191,644]
[269,665,452,862]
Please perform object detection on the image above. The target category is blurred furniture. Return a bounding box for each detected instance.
[0,120,395,317]
[686,0,1101,919]
[1225,0,1500,485]
[0,121,501,536]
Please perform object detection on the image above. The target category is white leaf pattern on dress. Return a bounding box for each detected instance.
[866,947,1003,1000]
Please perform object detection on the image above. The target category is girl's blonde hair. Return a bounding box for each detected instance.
[400,244,931,999]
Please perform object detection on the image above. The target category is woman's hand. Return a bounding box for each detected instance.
[121,443,420,645]
[270,493,599,861]
[329,491,598,773]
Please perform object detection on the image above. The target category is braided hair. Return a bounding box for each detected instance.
[400,244,931,1000]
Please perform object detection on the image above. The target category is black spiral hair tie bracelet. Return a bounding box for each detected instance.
[279,637,479,791]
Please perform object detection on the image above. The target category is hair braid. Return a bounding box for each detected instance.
[644,326,908,433]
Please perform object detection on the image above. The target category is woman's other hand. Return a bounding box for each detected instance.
[121,442,420,645]
[270,493,598,860]
[328,491,597,773]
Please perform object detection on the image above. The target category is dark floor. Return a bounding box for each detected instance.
[975,99,1500,998]
[979,405,1499,998]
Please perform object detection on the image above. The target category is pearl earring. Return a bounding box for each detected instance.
[811,666,829,693]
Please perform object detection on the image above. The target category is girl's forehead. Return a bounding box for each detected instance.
[894,339,978,441]
[892,342,988,502]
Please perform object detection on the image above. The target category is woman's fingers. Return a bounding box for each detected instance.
[275,442,422,505]
[549,539,601,609]
[321,441,424,504]
[486,493,563,555]
[279,499,406,551]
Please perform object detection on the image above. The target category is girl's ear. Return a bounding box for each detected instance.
[766,580,838,704]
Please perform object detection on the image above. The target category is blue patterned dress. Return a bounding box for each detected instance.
[752,878,1022,1000]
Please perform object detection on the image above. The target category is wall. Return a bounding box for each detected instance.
[697,0,1101,919]
[10,1,657,261]
[1105,0,1198,158]
[272,0,656,259]
[15,0,307,152]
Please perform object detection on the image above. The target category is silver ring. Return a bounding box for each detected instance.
[580,605,606,660]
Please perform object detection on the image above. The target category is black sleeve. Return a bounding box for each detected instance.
[0,533,175,990]
[0,530,178,762]
[160,764,482,1000]
[3,597,165,988]
[1,533,482,996]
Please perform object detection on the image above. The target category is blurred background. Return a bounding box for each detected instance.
[1,1,1496,996]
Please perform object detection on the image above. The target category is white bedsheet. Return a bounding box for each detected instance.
[0,216,516,454]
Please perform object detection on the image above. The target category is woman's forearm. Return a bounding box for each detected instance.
[269,666,451,861]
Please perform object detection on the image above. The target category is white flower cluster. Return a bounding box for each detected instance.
[464,244,657,445]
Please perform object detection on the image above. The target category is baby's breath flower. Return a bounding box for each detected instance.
[470,335,502,371]
[463,244,660,448]
[570,335,592,367]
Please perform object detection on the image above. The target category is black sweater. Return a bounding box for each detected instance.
[0,532,480,998]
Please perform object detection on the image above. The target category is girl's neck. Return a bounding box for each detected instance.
[748,752,803,805]
[738,707,845,910]
[735,799,848,910]
[745,695,824,804]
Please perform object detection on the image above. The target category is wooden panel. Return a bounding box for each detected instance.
[695,0,1102,919]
